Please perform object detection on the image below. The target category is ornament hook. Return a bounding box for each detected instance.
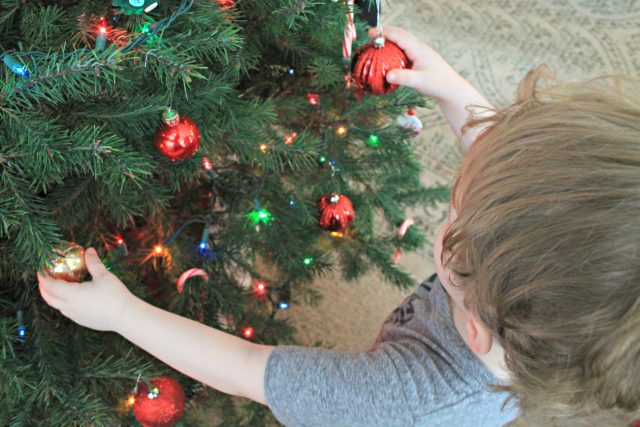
[373,0,385,48]
[376,0,382,38]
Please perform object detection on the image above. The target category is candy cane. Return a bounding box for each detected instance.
[177,268,209,293]
[343,0,356,59]
[393,218,415,264]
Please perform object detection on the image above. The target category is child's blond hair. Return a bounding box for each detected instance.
[443,65,640,425]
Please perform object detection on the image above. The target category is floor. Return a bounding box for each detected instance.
[286,0,640,352]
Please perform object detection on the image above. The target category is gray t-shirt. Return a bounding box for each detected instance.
[264,273,519,426]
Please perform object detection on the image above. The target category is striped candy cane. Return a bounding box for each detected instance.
[343,0,356,59]
[177,268,209,293]
[393,218,415,264]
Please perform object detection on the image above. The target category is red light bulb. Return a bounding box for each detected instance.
[284,132,298,145]
[242,327,254,339]
[254,281,267,296]
[307,93,319,106]
[202,157,213,171]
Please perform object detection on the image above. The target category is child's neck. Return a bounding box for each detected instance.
[477,340,510,382]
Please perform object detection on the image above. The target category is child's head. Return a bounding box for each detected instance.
[441,65,640,423]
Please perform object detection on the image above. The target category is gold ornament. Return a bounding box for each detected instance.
[45,242,87,282]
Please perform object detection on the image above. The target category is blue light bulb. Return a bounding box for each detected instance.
[3,54,29,78]
[18,326,26,338]
[278,302,289,310]
[199,241,207,249]
[288,67,295,76]
[289,199,296,207]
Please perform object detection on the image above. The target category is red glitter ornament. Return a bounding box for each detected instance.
[317,193,355,232]
[133,376,185,427]
[351,37,411,96]
[154,109,201,161]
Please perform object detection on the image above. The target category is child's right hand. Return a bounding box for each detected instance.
[368,27,462,101]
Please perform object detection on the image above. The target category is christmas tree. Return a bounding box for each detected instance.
[0,0,446,424]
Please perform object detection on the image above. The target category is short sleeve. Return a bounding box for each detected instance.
[264,344,415,427]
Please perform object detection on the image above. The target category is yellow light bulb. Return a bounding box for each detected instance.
[336,125,348,137]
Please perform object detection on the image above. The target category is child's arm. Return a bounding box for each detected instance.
[372,27,493,153]
[38,248,273,404]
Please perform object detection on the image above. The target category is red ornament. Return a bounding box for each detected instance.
[155,109,201,161]
[317,193,355,232]
[351,37,411,96]
[133,376,185,427]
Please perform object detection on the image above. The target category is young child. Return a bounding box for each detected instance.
[38,27,640,426]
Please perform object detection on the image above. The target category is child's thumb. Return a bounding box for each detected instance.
[386,69,421,90]
[84,247,109,277]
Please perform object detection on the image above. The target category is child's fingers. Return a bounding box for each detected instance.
[84,247,109,278]
[386,69,424,91]
[37,272,71,301]
[38,279,65,310]
[367,26,428,63]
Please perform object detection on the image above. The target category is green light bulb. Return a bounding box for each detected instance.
[303,257,314,265]
[247,208,274,225]
[367,134,380,148]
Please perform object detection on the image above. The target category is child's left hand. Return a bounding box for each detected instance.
[38,247,136,332]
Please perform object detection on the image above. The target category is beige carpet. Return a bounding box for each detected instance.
[286,0,640,352]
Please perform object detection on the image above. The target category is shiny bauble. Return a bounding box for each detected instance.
[44,242,87,282]
[133,376,185,427]
[317,193,355,232]
[155,109,201,161]
[351,37,411,96]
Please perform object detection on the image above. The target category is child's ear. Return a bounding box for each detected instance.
[466,315,493,355]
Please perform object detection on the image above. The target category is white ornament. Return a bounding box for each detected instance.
[396,109,424,136]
